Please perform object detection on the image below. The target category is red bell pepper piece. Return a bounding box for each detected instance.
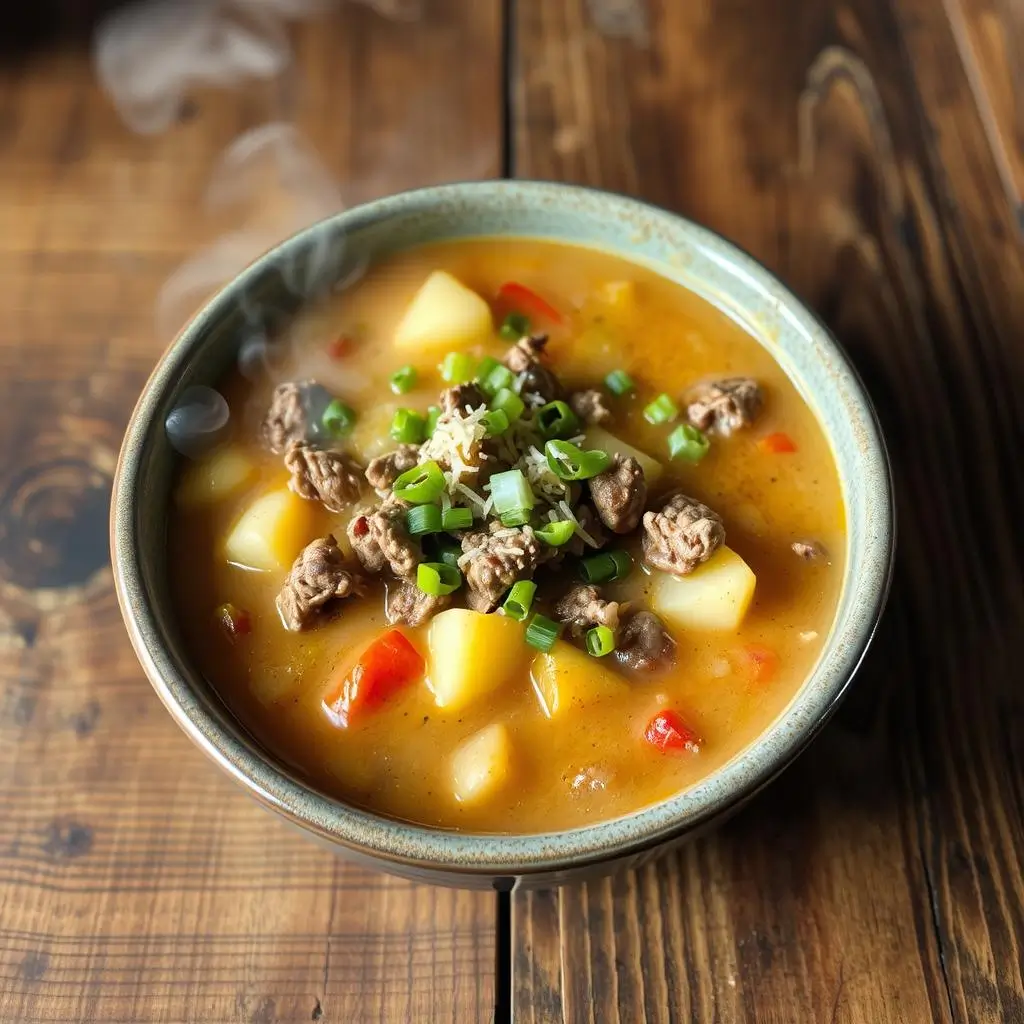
[328,334,353,359]
[643,709,702,754]
[496,281,565,325]
[323,629,424,727]
[740,643,779,684]
[758,431,797,454]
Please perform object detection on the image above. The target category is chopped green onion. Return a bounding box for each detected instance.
[480,362,516,396]
[440,351,474,384]
[580,549,633,584]
[536,400,580,440]
[322,399,356,437]
[406,503,443,536]
[499,311,531,340]
[441,506,473,531]
[586,625,616,657]
[434,539,462,568]
[389,365,417,395]
[489,468,535,517]
[481,409,510,436]
[643,393,679,425]
[500,508,533,528]
[475,355,500,380]
[502,581,536,621]
[425,405,441,436]
[490,387,525,422]
[605,369,635,396]
[393,460,445,504]
[667,423,710,463]
[535,520,576,546]
[525,613,562,652]
[545,440,612,481]
[390,408,426,444]
[416,562,462,597]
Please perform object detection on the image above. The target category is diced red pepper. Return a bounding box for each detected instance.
[643,710,702,754]
[739,643,779,684]
[758,432,797,454]
[496,281,565,325]
[216,602,251,641]
[328,335,354,359]
[323,629,424,728]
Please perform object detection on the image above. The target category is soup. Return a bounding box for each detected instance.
[167,239,844,834]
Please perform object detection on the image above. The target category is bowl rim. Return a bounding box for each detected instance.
[112,179,895,876]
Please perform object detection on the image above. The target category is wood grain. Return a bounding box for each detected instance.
[0,3,501,1022]
[512,0,1024,1020]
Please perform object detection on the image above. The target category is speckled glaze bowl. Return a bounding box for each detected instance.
[111,181,894,889]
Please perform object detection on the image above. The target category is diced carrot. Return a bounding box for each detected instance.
[643,709,702,754]
[739,643,779,684]
[758,432,797,454]
[496,281,565,325]
[328,334,353,359]
[216,602,251,641]
[323,629,424,728]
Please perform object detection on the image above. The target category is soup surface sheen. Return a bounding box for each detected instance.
[169,239,845,834]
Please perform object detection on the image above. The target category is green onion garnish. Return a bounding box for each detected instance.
[441,506,473,531]
[604,369,635,396]
[586,624,616,657]
[535,520,576,546]
[440,351,474,384]
[406,503,443,536]
[322,399,356,437]
[475,355,500,380]
[643,393,679,425]
[389,365,417,395]
[500,508,533,528]
[434,539,462,568]
[544,440,612,481]
[667,423,710,463]
[502,581,536,621]
[416,562,462,596]
[536,400,580,440]
[489,468,535,517]
[425,405,441,436]
[390,408,426,444]
[499,311,530,341]
[579,549,633,584]
[481,409,511,436]
[393,460,445,504]
[480,362,516,396]
[490,387,525,422]
[525,613,562,652]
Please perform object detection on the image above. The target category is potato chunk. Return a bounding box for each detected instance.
[451,723,511,803]
[530,642,627,719]
[583,426,663,484]
[427,609,528,711]
[224,487,315,572]
[651,545,757,631]
[394,271,493,352]
[176,446,257,506]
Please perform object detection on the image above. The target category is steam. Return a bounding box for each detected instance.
[165,386,231,456]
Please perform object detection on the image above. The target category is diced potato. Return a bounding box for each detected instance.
[451,723,511,803]
[651,545,757,632]
[530,642,627,719]
[224,487,315,572]
[394,271,493,352]
[598,280,636,311]
[427,609,529,710]
[175,446,257,507]
[347,401,400,464]
[583,426,663,484]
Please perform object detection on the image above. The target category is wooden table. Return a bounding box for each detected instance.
[1,1,1021,1021]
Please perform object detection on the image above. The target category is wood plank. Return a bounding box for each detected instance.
[511,0,1024,1020]
[0,3,502,1022]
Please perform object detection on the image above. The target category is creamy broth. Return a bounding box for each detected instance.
[168,239,845,833]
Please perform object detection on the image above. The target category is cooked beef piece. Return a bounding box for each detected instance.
[365,444,420,496]
[460,521,543,612]
[502,334,563,404]
[261,379,334,453]
[386,579,450,627]
[792,539,828,561]
[569,389,612,426]
[686,377,763,436]
[440,382,487,415]
[642,492,725,575]
[346,497,420,578]
[284,442,363,512]
[588,454,647,534]
[276,535,363,631]
[615,611,673,672]
[554,584,621,638]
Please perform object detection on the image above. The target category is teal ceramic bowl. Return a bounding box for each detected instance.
[111,181,894,889]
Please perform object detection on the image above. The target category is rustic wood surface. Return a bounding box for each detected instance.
[1,0,1022,1022]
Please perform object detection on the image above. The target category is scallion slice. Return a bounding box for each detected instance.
[322,399,356,437]
[604,369,635,396]
[489,469,535,517]
[544,440,612,481]
[480,362,516,396]
[440,351,474,384]
[441,506,473,531]
[535,520,576,546]
[502,581,536,621]
[490,387,525,422]
[425,405,441,436]
[536,400,580,440]
[499,508,533,528]
[580,549,633,583]
[525,613,562,652]
[406,503,443,536]
[434,540,462,568]
[391,408,426,444]
[499,311,530,341]
[389,365,417,395]
[667,423,710,463]
[416,562,462,596]
[393,460,445,504]
[643,393,679,425]
[481,409,511,436]
[586,625,616,657]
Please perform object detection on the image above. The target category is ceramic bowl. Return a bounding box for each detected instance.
[111,180,894,889]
